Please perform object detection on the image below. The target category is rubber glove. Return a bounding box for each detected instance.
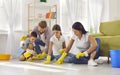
[59,49,65,55]
[40,51,46,58]
[43,55,51,64]
[35,52,47,59]
[23,51,31,59]
[55,52,67,64]
[32,55,40,59]
[76,51,88,59]
[20,35,28,41]
[26,58,33,62]
[32,51,46,59]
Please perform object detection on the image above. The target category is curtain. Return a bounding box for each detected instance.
[3,0,19,58]
[60,0,88,34]
[66,0,87,25]
[88,0,104,33]
[60,0,104,33]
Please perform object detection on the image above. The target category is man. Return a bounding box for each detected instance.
[33,21,53,59]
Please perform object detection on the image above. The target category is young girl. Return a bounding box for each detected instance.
[43,24,66,64]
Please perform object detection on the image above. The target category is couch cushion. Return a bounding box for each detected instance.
[100,20,120,36]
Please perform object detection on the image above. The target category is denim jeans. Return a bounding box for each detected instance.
[69,56,88,64]
[34,38,45,54]
[53,53,74,63]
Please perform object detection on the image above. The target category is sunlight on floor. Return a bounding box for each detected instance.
[0,59,120,75]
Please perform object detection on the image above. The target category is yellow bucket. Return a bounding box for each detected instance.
[0,54,11,60]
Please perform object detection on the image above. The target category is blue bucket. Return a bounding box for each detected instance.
[110,50,120,68]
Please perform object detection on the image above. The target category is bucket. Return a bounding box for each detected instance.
[110,50,120,68]
[0,54,11,60]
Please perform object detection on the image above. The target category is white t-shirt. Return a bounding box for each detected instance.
[40,33,46,43]
[20,41,25,47]
[40,33,46,51]
[50,35,65,55]
[71,33,90,52]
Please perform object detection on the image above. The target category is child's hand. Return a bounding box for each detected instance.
[59,49,65,54]
[54,60,64,64]
[24,51,31,58]
[54,52,67,65]
[40,52,46,59]
[43,55,51,64]
[32,52,46,59]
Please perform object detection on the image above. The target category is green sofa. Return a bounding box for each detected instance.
[92,20,120,57]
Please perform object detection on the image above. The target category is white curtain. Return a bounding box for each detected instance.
[88,0,104,33]
[3,0,19,58]
[60,0,89,34]
[66,0,87,25]
[60,0,104,33]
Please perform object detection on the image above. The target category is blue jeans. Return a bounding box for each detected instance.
[17,47,25,56]
[53,53,74,63]
[69,38,101,64]
[69,56,88,64]
[34,38,45,54]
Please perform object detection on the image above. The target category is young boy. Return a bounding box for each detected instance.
[18,31,37,61]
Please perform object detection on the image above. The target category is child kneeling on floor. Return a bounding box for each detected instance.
[42,24,66,64]
[18,31,37,61]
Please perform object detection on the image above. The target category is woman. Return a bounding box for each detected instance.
[55,22,100,66]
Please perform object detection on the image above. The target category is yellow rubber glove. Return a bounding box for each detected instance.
[23,51,31,58]
[59,49,65,55]
[26,58,33,62]
[32,55,40,59]
[20,35,28,41]
[54,52,67,64]
[35,52,46,59]
[76,52,88,59]
[43,55,51,64]
[32,52,46,59]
